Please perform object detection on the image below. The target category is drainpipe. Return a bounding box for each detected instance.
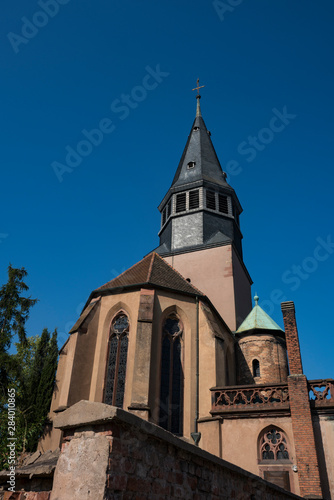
[191,295,201,446]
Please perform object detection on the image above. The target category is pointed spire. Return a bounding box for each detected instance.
[170,83,229,189]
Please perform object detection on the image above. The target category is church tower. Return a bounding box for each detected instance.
[155,89,252,330]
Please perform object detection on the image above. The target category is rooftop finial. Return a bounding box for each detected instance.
[254,293,259,306]
[192,78,205,117]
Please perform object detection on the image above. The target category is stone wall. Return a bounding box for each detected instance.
[50,400,302,500]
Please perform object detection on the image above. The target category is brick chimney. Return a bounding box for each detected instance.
[281,301,303,375]
[281,301,323,499]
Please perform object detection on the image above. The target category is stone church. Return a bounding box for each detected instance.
[39,93,333,499]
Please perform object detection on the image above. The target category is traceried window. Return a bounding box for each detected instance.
[260,428,289,461]
[159,316,183,435]
[104,313,129,408]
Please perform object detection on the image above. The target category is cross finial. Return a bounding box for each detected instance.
[192,78,205,97]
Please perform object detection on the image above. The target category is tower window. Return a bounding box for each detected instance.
[162,207,166,226]
[176,193,186,213]
[206,190,216,210]
[167,199,171,218]
[187,161,196,169]
[189,190,200,210]
[253,359,260,378]
[104,313,129,408]
[159,316,183,435]
[218,194,228,214]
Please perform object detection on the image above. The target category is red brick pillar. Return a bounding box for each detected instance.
[281,301,323,499]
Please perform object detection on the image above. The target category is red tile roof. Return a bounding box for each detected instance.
[94,253,204,296]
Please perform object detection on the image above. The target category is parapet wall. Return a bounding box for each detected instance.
[50,400,302,500]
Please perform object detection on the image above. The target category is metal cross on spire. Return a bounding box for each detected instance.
[192,78,205,97]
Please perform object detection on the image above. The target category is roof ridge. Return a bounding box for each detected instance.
[153,252,204,295]
[147,252,156,281]
[95,253,151,291]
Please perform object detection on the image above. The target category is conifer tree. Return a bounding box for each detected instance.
[36,330,58,418]
[0,265,37,391]
[0,266,58,466]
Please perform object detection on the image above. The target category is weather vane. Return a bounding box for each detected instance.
[192,78,205,96]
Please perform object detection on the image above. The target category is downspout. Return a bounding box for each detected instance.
[191,295,201,446]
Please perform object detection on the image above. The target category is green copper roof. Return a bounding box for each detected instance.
[236,295,284,334]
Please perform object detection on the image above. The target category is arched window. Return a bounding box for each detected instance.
[104,313,129,408]
[260,428,289,461]
[253,359,260,378]
[159,315,183,435]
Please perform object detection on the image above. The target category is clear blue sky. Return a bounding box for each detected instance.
[1,0,333,380]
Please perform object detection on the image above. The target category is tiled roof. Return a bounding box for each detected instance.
[94,253,204,296]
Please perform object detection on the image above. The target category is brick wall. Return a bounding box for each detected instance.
[50,400,302,500]
[281,301,303,375]
[281,302,323,499]
[237,334,288,385]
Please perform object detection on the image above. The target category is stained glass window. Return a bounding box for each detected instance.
[104,313,129,408]
[159,316,183,435]
[260,428,289,461]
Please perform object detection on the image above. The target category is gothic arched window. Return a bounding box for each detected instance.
[260,428,289,461]
[104,313,129,408]
[159,315,183,435]
[253,359,260,378]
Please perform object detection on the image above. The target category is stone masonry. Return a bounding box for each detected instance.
[50,400,302,500]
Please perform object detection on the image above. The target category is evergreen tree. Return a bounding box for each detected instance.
[0,267,58,467]
[25,328,50,417]
[36,330,58,418]
[0,265,37,391]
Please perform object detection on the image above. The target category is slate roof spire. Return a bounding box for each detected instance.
[155,91,244,258]
[170,93,229,189]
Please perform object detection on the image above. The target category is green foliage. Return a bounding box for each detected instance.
[0,264,37,391]
[0,266,58,469]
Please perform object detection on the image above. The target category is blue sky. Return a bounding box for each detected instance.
[1,0,333,380]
